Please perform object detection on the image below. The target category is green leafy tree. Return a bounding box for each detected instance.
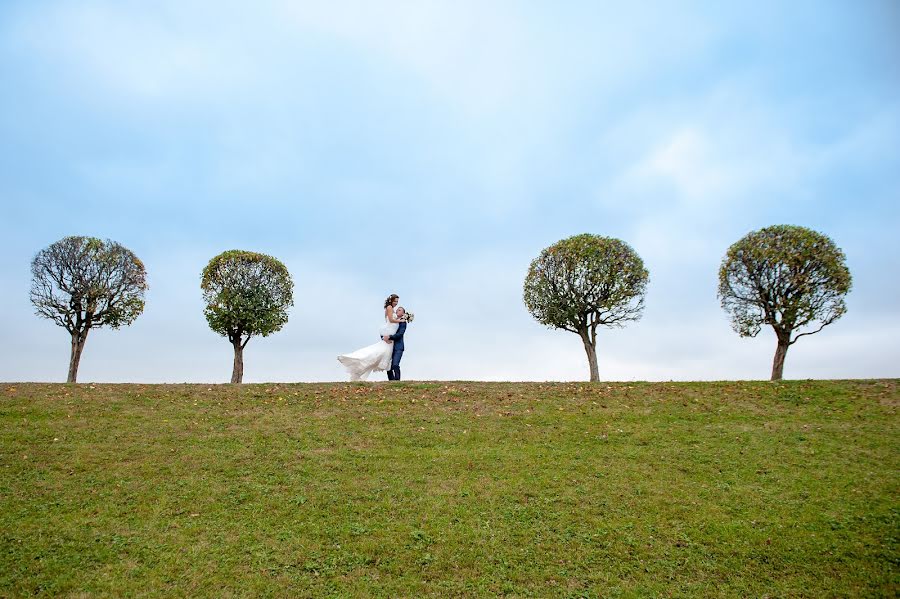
[718,225,851,381]
[201,250,294,383]
[524,234,649,381]
[30,236,148,383]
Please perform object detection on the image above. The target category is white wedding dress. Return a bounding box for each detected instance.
[337,318,399,381]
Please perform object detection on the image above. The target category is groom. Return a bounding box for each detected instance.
[382,307,407,381]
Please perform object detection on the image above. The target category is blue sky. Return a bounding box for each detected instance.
[1,1,898,382]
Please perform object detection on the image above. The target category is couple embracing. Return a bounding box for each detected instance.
[337,294,414,381]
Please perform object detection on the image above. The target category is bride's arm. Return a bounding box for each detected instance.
[385,305,401,323]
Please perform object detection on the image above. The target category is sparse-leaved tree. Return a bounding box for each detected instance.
[524,234,649,381]
[30,236,147,383]
[718,224,851,381]
[201,250,294,383]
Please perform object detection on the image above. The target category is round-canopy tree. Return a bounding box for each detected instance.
[524,234,649,381]
[201,250,294,383]
[30,236,147,383]
[718,224,851,381]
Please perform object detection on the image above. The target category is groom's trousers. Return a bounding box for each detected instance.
[388,347,403,381]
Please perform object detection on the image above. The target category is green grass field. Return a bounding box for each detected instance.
[1,380,897,597]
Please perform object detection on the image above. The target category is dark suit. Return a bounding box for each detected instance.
[385,322,406,380]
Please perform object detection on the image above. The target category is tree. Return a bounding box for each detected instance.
[524,234,649,381]
[30,236,147,383]
[718,225,851,381]
[201,250,294,383]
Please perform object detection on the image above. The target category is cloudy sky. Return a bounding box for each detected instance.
[1,1,897,383]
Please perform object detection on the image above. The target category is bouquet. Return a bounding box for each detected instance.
[402,311,415,323]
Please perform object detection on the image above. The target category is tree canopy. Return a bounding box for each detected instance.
[201,250,294,343]
[524,234,648,331]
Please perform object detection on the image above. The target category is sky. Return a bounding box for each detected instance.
[1,0,898,383]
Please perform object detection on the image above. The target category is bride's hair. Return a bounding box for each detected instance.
[384,294,399,309]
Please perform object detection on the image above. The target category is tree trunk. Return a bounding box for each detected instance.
[231,340,244,384]
[771,333,790,381]
[579,330,599,382]
[67,329,88,383]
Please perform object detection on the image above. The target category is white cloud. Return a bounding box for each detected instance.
[6,1,543,115]
[276,0,542,116]
[605,113,798,217]
[5,1,248,101]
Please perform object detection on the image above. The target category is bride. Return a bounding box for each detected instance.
[337,294,403,381]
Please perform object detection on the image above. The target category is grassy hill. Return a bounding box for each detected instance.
[1,380,897,597]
